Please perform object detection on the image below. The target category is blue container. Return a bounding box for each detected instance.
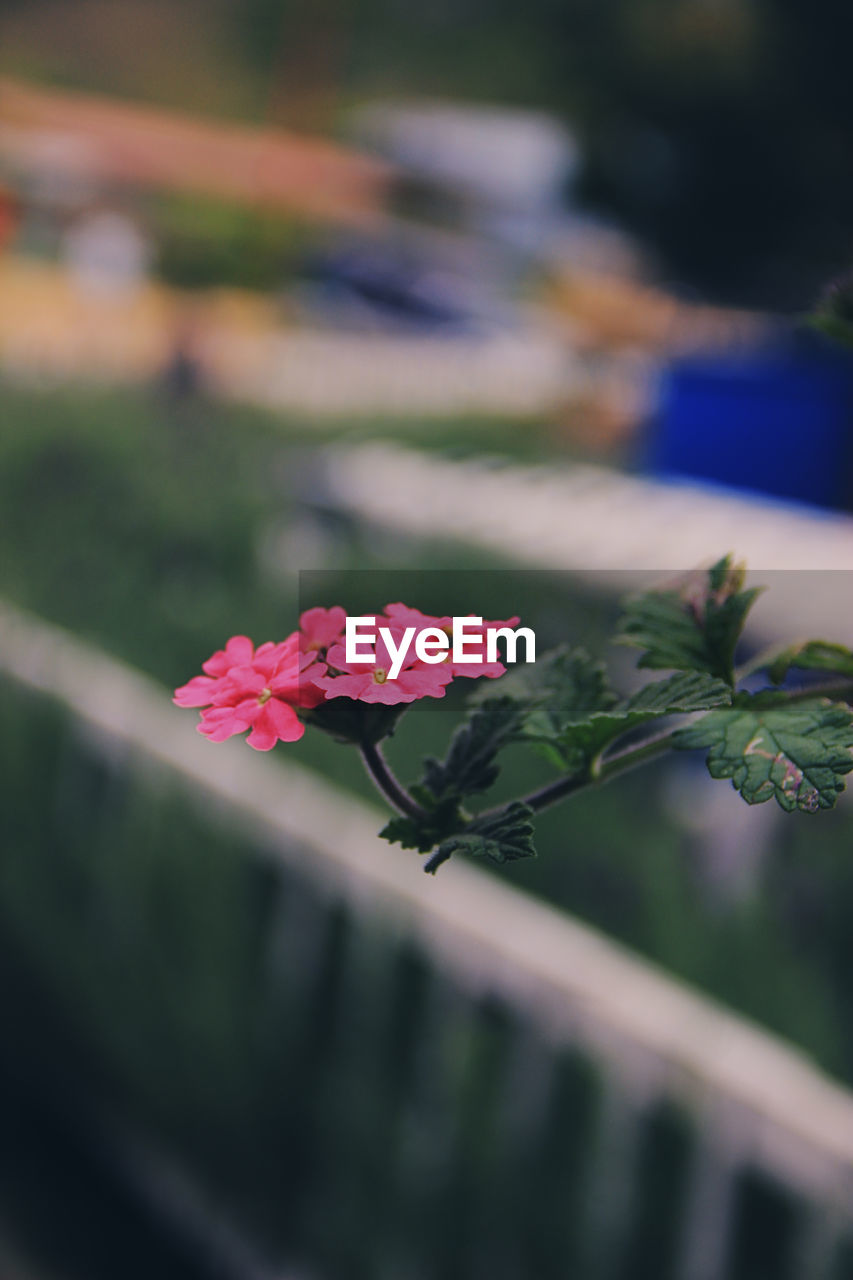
[646,344,853,510]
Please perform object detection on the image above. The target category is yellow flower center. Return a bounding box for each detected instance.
[373,668,387,684]
[258,687,273,705]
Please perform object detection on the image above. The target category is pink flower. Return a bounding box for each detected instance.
[175,602,520,727]
[174,634,326,751]
[299,606,346,653]
[296,607,347,706]
[382,603,519,679]
[317,624,452,704]
[172,634,256,707]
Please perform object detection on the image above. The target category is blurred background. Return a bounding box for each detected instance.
[2,2,853,1277]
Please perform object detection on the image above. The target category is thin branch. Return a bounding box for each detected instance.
[513,770,589,815]
[361,678,853,836]
[358,740,426,821]
[734,644,789,683]
[518,725,676,815]
[491,679,853,820]
[782,678,853,703]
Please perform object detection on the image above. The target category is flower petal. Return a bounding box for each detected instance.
[314,672,373,700]
[396,667,451,699]
[197,699,258,742]
[246,698,304,750]
[202,635,254,676]
[300,606,347,651]
[173,675,219,707]
[210,666,266,704]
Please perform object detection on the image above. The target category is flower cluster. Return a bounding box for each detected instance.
[173,604,516,751]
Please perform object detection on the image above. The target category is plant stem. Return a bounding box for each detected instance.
[358,740,426,820]
[734,644,788,682]
[518,725,677,815]
[510,680,853,818]
[359,678,853,831]
[598,724,679,780]
[782,678,853,703]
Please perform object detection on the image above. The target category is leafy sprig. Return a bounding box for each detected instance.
[365,555,853,872]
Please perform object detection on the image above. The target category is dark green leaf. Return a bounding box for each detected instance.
[767,641,853,685]
[522,671,732,776]
[673,697,853,812]
[616,555,760,684]
[538,714,634,778]
[427,802,536,873]
[421,696,524,801]
[488,645,617,726]
[379,795,463,853]
[379,814,433,852]
[622,671,734,715]
[482,645,618,767]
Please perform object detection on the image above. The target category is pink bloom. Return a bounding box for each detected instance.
[296,608,348,706]
[382,603,520,679]
[173,634,256,707]
[174,634,326,751]
[299,606,346,653]
[317,625,452,704]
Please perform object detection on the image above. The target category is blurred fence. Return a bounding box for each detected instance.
[322,442,853,640]
[1,597,853,1280]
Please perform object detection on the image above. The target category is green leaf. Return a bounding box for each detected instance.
[489,645,617,726]
[472,646,617,778]
[379,814,434,852]
[522,671,732,776]
[379,794,463,854]
[421,697,524,802]
[622,671,734,715]
[616,556,761,684]
[383,700,528,858]
[482,646,617,759]
[673,697,853,812]
[426,802,536,874]
[536,714,633,777]
[767,641,853,685]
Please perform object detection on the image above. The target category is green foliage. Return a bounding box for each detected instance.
[380,557,852,868]
[381,649,618,869]
[490,658,731,777]
[381,699,528,864]
[622,671,734,717]
[524,670,733,776]
[478,646,617,774]
[491,645,617,724]
[767,641,853,685]
[616,556,760,685]
[421,697,525,801]
[0,385,294,688]
[379,794,462,854]
[425,802,536,875]
[673,695,853,813]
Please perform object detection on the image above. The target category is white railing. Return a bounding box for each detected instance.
[322,442,853,644]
